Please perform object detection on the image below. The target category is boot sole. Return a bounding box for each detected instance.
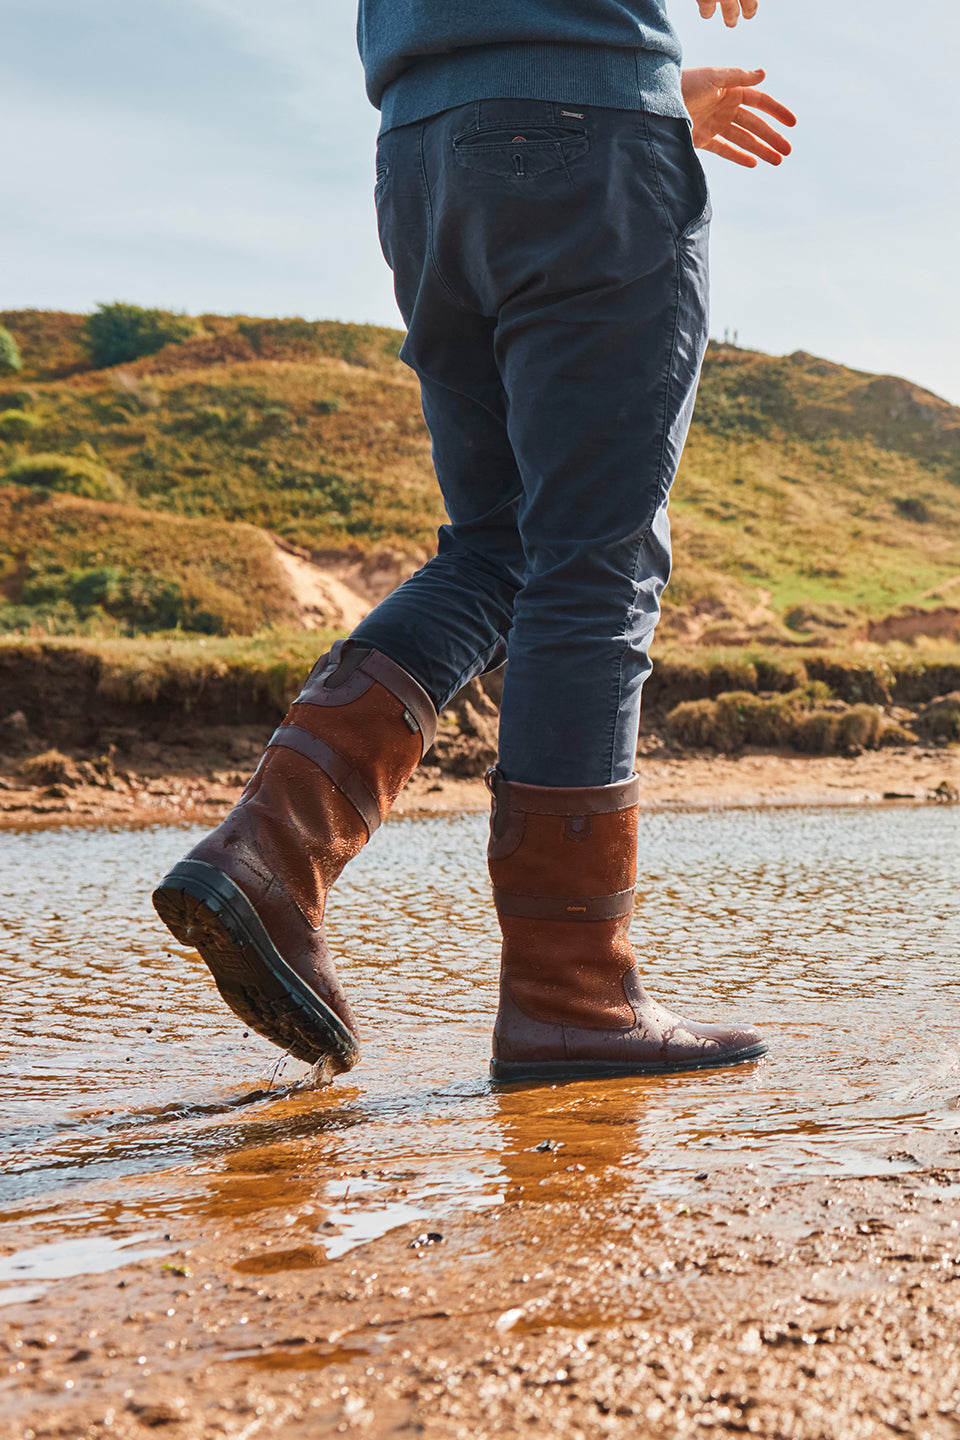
[152,860,360,1074]
[490,1040,768,1084]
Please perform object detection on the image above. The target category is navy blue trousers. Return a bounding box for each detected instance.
[351,99,710,785]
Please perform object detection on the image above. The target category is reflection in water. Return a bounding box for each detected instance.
[0,1233,168,1285]
[0,807,958,1279]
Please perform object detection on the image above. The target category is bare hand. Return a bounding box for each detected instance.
[697,0,759,27]
[682,67,797,168]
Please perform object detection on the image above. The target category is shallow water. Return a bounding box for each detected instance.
[1,807,958,1298]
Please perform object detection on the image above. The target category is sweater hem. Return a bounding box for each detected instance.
[379,42,686,132]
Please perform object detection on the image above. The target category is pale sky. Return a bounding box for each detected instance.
[3,1,958,403]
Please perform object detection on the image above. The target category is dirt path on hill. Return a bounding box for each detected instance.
[270,544,373,633]
[269,538,424,633]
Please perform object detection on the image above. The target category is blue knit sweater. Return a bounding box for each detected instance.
[357,1,685,133]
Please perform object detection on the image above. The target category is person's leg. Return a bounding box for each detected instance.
[350,364,524,709]
[349,115,527,710]
[406,98,763,1074]
[153,109,529,1072]
[431,102,711,785]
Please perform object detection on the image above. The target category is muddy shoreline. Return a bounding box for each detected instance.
[1,740,957,830]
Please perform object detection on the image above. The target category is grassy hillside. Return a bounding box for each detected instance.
[671,348,960,639]
[0,314,441,557]
[1,309,959,645]
[0,488,298,636]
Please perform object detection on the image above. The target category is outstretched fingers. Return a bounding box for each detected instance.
[740,87,798,128]
[734,107,793,156]
[681,63,796,168]
[722,122,785,165]
[703,136,758,168]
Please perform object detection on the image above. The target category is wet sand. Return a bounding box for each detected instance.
[2,804,959,1437]
[6,1153,960,1439]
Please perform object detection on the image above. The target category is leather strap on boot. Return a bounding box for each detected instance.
[485,769,768,1075]
[487,767,639,917]
[251,641,438,838]
[154,643,439,1069]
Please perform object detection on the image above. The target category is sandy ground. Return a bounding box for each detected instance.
[1,744,957,830]
[3,747,959,1436]
[5,1142,960,1439]
[271,547,372,634]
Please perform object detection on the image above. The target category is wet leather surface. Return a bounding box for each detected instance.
[489,774,763,1064]
[179,649,434,1038]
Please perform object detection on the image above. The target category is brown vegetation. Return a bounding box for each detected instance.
[1,637,958,776]
[663,689,915,755]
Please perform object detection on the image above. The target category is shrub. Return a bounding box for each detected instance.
[894,496,931,523]
[257,405,292,437]
[21,565,225,635]
[0,327,22,376]
[17,749,78,786]
[665,689,895,755]
[5,452,124,502]
[752,652,809,692]
[83,303,198,369]
[0,600,83,636]
[665,690,798,751]
[661,696,725,749]
[915,692,960,743]
[0,409,38,439]
[791,710,841,753]
[836,704,883,750]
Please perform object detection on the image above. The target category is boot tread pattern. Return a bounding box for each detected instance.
[152,870,359,1071]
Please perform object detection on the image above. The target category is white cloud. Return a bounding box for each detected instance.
[1,66,395,322]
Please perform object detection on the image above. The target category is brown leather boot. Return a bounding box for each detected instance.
[152,642,436,1077]
[486,769,767,1081]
